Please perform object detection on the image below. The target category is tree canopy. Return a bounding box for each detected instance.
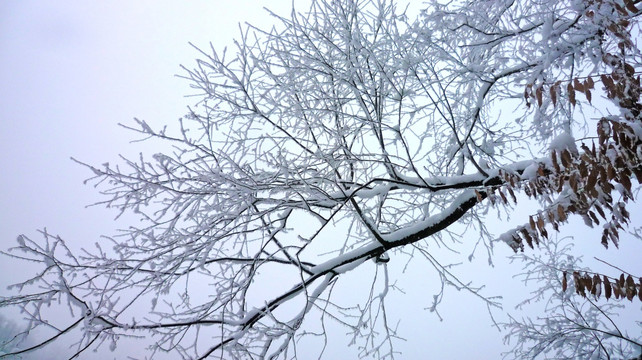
[2,0,641,359]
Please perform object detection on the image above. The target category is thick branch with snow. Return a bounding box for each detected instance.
[2,0,641,359]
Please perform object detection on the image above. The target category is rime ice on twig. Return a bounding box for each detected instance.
[2,0,642,359]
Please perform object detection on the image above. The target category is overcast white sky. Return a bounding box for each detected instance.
[0,1,640,359]
[0,1,297,275]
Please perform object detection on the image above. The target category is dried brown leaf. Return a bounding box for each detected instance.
[507,186,517,203]
[569,174,578,192]
[592,274,601,296]
[619,174,632,194]
[586,89,592,104]
[578,161,588,178]
[567,83,576,106]
[586,167,599,192]
[529,216,536,230]
[521,228,534,249]
[586,77,594,89]
[561,149,572,167]
[540,227,548,240]
[498,189,507,204]
[624,0,638,14]
[557,204,567,222]
[594,204,606,219]
[608,165,617,180]
[574,78,585,93]
[547,210,555,223]
[574,272,584,296]
[557,176,564,193]
[601,74,614,90]
[537,215,545,232]
[602,231,609,248]
[537,165,545,177]
[626,275,636,301]
[584,274,593,290]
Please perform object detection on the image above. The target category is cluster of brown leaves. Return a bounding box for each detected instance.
[563,271,642,302]
[490,114,640,251]
[496,0,642,301]
[524,0,640,109]
[524,77,595,108]
[601,56,642,117]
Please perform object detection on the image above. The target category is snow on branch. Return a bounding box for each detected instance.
[2,0,642,358]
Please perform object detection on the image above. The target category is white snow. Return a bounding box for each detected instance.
[521,161,540,181]
[549,132,578,155]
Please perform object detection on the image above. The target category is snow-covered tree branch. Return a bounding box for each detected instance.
[2,0,641,358]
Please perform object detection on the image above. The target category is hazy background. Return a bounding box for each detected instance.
[1,1,640,359]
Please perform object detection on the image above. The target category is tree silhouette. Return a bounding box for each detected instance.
[2,0,641,359]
